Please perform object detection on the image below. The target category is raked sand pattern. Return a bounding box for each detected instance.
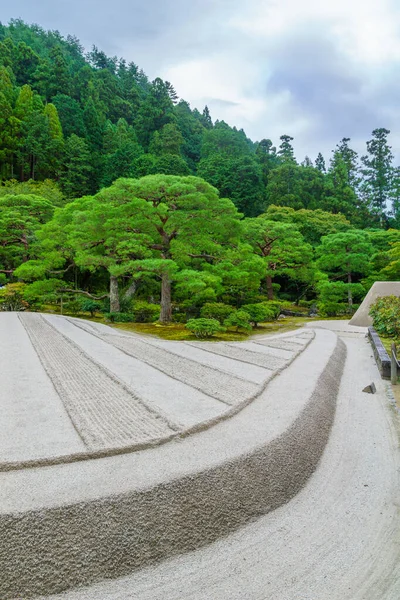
[19,313,176,451]
[2,317,398,600]
[0,312,313,468]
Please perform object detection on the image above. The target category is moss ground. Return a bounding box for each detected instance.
[106,317,309,341]
[39,305,345,341]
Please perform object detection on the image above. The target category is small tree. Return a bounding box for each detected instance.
[317,231,373,310]
[242,303,278,327]
[224,309,252,332]
[200,302,233,324]
[80,298,102,317]
[0,283,28,311]
[244,217,313,300]
[186,318,223,338]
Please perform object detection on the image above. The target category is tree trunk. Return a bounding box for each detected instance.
[123,280,137,301]
[160,272,172,323]
[109,275,120,313]
[347,272,353,309]
[266,274,274,300]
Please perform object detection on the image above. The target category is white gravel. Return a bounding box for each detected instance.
[0,313,85,462]
[0,314,314,468]
[46,315,226,429]
[41,327,400,600]
[142,338,268,384]
[19,313,174,450]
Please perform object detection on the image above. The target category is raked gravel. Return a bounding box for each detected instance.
[41,327,400,600]
[19,313,174,450]
[74,322,260,406]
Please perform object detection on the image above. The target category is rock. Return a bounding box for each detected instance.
[363,382,376,394]
[277,314,286,320]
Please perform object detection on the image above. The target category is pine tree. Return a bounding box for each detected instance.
[315,152,326,172]
[278,135,296,163]
[361,128,394,218]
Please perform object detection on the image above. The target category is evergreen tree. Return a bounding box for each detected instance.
[255,139,279,186]
[52,94,86,137]
[317,231,373,308]
[302,156,313,167]
[201,105,213,129]
[135,78,175,149]
[335,137,359,187]
[315,152,326,172]
[361,128,394,218]
[278,134,296,163]
[61,134,93,198]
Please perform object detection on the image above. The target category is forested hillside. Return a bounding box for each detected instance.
[1,19,400,328]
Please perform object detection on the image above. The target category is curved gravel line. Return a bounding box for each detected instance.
[40,333,400,600]
[0,337,345,598]
[186,341,286,369]
[253,338,305,351]
[0,322,315,473]
[19,314,176,450]
[71,320,259,406]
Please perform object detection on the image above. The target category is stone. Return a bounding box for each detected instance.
[363,382,377,394]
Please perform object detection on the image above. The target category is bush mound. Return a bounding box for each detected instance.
[132,301,160,322]
[186,318,223,338]
[200,302,234,324]
[224,309,252,332]
[242,302,279,326]
[369,295,400,340]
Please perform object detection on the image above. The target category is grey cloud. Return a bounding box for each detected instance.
[2,0,240,71]
[205,98,240,108]
[261,28,400,160]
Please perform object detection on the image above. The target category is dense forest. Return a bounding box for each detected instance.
[1,19,400,328]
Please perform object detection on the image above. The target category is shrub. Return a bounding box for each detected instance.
[200,302,234,324]
[369,295,400,340]
[132,301,160,323]
[80,299,102,317]
[0,283,29,311]
[66,300,82,315]
[105,312,134,323]
[242,303,278,326]
[224,309,252,332]
[186,318,224,338]
[317,281,365,317]
[23,279,63,309]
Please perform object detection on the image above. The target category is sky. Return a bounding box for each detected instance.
[2,0,400,162]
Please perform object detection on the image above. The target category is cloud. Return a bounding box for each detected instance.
[2,0,400,161]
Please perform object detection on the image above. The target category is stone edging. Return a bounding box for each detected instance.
[368,326,391,379]
[0,337,346,599]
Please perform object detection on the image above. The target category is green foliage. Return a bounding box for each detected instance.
[244,217,313,300]
[317,281,365,316]
[132,300,160,322]
[0,282,28,310]
[242,302,279,326]
[0,19,398,326]
[105,312,134,323]
[23,278,63,308]
[80,298,102,316]
[316,231,373,309]
[224,309,252,332]
[186,317,223,338]
[0,179,64,205]
[369,296,400,340]
[200,302,234,324]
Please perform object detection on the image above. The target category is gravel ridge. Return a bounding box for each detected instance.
[19,313,175,450]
